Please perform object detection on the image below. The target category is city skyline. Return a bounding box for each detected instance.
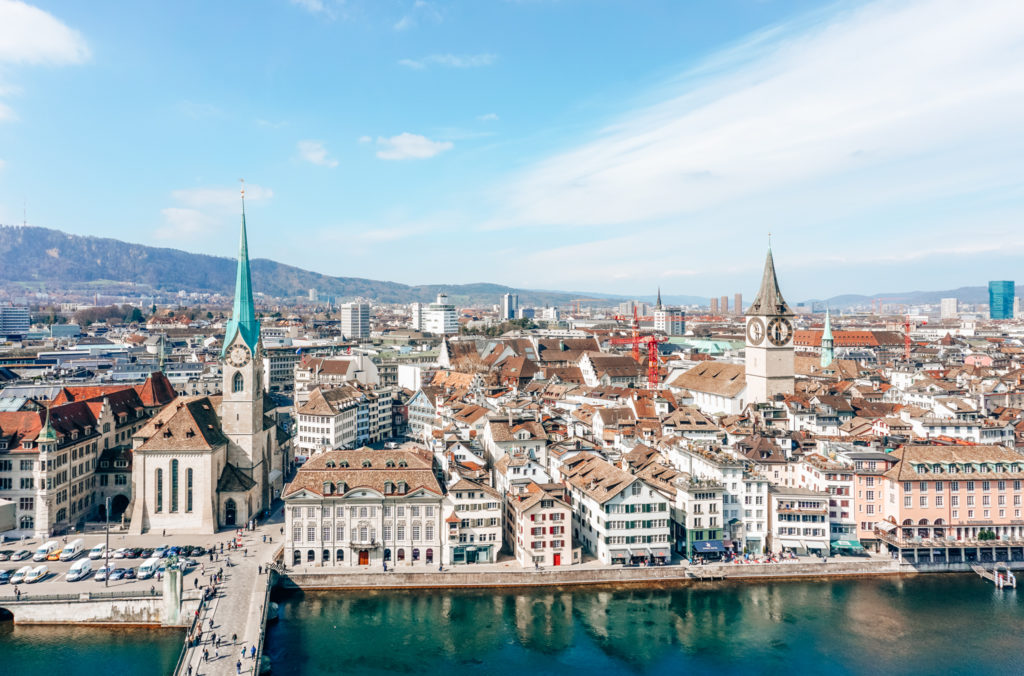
[1,0,1023,299]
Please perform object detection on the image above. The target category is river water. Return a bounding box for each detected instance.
[0,621,183,674]
[1,574,1020,675]
[263,574,1022,676]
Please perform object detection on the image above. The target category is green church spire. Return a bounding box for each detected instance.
[820,307,834,368]
[222,184,260,357]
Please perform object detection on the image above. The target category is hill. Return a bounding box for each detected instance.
[0,226,616,307]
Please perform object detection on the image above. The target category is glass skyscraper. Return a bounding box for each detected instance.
[989,280,1015,319]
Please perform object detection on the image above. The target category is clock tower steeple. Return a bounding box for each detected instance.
[745,246,795,403]
[221,185,268,504]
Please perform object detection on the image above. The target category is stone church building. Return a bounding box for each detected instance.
[128,199,287,534]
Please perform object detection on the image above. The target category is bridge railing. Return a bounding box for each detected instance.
[0,589,161,603]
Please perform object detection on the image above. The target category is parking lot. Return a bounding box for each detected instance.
[0,527,276,595]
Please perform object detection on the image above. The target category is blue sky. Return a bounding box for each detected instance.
[1,0,1023,301]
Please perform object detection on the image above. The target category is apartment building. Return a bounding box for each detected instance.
[293,356,380,407]
[505,482,572,567]
[767,485,830,555]
[293,385,393,463]
[443,478,503,564]
[562,453,671,565]
[340,302,371,340]
[0,375,175,538]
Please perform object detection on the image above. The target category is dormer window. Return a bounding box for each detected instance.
[386,460,395,468]
[397,481,407,493]
[339,460,349,468]
[398,460,408,468]
[362,460,372,468]
[71,430,78,440]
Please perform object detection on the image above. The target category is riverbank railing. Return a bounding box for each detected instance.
[0,588,161,604]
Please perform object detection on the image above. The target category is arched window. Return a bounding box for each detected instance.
[293,550,302,566]
[156,468,163,512]
[307,549,315,562]
[233,372,244,393]
[336,549,344,562]
[170,459,179,512]
[186,468,193,512]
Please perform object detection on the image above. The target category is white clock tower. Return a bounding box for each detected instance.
[745,248,795,403]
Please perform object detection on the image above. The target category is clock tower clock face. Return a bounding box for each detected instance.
[227,344,251,367]
[767,317,793,346]
[747,317,765,345]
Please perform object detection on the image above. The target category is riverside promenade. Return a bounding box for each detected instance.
[174,508,284,676]
[280,553,906,591]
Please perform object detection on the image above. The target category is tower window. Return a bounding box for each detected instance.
[156,468,163,513]
[233,372,244,393]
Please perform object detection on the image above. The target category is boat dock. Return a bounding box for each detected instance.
[971,563,1017,588]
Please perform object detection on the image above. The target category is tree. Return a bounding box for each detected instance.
[206,311,214,319]
[978,529,997,541]
[150,304,157,316]
[128,307,144,323]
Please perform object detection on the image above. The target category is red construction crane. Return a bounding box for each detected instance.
[609,331,669,389]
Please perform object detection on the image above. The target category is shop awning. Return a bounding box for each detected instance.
[875,521,898,533]
[610,549,628,559]
[650,548,670,558]
[831,540,866,550]
[721,539,733,549]
[693,540,726,553]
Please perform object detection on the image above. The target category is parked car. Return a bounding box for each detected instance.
[10,565,32,584]
[108,568,127,581]
[0,568,14,584]
[11,549,31,561]
[25,565,48,583]
[153,545,170,558]
[124,548,142,559]
[59,538,86,561]
[34,540,59,562]
[123,567,137,580]
[88,544,107,560]
[113,548,129,559]
[139,548,155,559]
[94,565,113,582]
[0,550,14,561]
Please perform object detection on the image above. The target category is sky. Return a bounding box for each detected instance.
[0,0,1023,302]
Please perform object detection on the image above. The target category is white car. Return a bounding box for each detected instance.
[25,565,48,583]
[88,544,107,560]
[113,547,129,559]
[10,565,32,584]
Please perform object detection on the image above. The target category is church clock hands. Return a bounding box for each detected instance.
[227,345,251,367]
[747,318,765,345]
[767,317,793,346]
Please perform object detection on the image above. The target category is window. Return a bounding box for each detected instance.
[936,495,943,507]
[186,468,193,512]
[425,523,433,540]
[170,460,179,512]
[920,496,927,508]
[904,496,911,508]
[156,468,163,512]
[412,524,421,541]
[233,372,244,393]
[20,515,33,529]
[307,526,316,542]
[323,526,332,541]
[293,526,302,542]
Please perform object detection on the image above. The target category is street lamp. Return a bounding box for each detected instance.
[104,496,111,588]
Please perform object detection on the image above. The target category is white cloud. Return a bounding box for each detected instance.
[500,0,1024,249]
[171,185,273,209]
[478,113,499,121]
[156,184,273,241]
[357,135,372,144]
[399,53,496,69]
[290,0,326,13]
[155,208,218,239]
[297,140,339,168]
[394,0,439,31]
[0,0,90,65]
[256,118,289,128]
[375,133,453,160]
[0,1,89,125]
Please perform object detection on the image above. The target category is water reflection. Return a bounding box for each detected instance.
[266,576,1024,676]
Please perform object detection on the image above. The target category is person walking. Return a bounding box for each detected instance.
[203,648,209,662]
[232,632,237,644]
[237,660,242,674]
[250,645,256,659]
[258,564,262,575]
[241,645,247,660]
[209,618,214,630]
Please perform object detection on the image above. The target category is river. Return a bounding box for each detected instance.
[263,574,1022,675]
[1,574,1020,675]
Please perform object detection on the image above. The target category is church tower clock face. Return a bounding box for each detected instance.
[747,317,765,345]
[227,344,251,367]
[767,317,793,346]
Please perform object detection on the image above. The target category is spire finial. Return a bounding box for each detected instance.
[768,231,772,249]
